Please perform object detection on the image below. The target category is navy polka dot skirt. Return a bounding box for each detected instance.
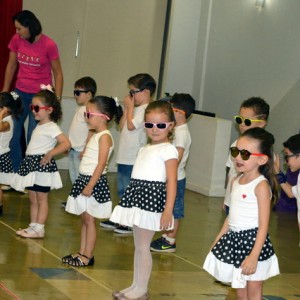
[203,227,280,288]
[110,179,174,231]
[10,155,62,192]
[65,174,112,219]
[0,152,14,185]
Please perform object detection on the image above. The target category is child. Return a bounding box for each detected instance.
[0,92,22,215]
[63,96,123,267]
[204,127,280,299]
[100,73,156,234]
[274,133,300,246]
[61,76,97,208]
[224,97,270,214]
[110,100,178,300]
[150,93,195,253]
[11,87,71,238]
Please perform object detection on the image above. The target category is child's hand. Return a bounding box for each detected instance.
[124,95,134,109]
[274,153,281,173]
[0,107,8,120]
[40,152,52,166]
[160,211,173,230]
[81,185,93,197]
[240,255,258,275]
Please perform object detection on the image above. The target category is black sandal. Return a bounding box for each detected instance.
[62,252,83,264]
[68,254,95,267]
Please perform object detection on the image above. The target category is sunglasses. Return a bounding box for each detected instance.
[234,116,264,127]
[284,153,300,163]
[144,122,172,129]
[74,90,89,96]
[129,89,144,97]
[230,147,266,161]
[30,104,52,113]
[84,111,110,120]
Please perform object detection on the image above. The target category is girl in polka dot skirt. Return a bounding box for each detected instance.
[63,96,123,267]
[11,87,71,238]
[0,92,22,216]
[110,100,178,300]
[203,128,280,299]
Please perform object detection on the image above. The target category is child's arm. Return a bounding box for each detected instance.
[160,158,178,230]
[240,180,271,275]
[41,133,71,165]
[119,95,135,131]
[81,134,112,197]
[0,108,10,132]
[274,153,295,198]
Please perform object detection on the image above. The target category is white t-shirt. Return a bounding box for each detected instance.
[132,142,178,182]
[292,173,300,223]
[26,122,62,155]
[173,123,191,180]
[79,130,114,175]
[0,116,13,155]
[229,174,269,229]
[116,104,148,165]
[68,105,89,152]
[224,140,238,206]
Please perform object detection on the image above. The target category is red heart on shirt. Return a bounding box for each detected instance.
[242,194,246,198]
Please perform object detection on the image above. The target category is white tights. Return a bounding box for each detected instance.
[121,225,155,298]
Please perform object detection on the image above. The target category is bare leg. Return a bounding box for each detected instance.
[166,219,180,239]
[36,191,49,224]
[28,190,38,223]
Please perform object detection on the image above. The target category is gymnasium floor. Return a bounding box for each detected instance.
[0,171,299,300]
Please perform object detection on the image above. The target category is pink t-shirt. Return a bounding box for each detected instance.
[8,33,60,93]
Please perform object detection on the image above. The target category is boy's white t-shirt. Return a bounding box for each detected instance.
[68,106,89,152]
[116,103,148,165]
[0,116,13,155]
[224,140,238,206]
[173,123,191,180]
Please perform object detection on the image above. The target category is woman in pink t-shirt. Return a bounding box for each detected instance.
[1,10,63,171]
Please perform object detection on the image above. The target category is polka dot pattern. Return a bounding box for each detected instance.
[0,152,13,174]
[18,155,58,175]
[69,174,111,204]
[212,228,275,268]
[119,179,166,212]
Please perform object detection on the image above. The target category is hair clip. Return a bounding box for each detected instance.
[10,91,19,100]
[40,84,54,93]
[113,96,120,107]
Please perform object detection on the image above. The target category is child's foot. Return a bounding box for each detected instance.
[20,227,45,239]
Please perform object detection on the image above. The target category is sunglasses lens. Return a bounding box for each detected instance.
[244,119,252,126]
[156,123,167,129]
[230,147,239,158]
[240,150,251,160]
[144,122,153,129]
[30,105,39,113]
[74,91,79,96]
[235,117,242,125]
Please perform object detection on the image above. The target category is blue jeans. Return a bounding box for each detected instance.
[173,178,186,219]
[68,149,81,184]
[10,89,38,171]
[117,164,133,199]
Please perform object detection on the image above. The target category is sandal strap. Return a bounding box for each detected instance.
[81,254,91,260]
[69,256,86,267]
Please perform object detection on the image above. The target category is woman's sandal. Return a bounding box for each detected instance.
[68,254,95,267]
[62,253,83,264]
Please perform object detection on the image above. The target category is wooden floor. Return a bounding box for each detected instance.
[0,170,299,300]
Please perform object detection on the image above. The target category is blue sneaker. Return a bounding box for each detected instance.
[150,237,176,253]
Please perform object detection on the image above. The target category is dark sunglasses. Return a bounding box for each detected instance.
[84,111,110,120]
[230,147,266,161]
[234,116,264,127]
[129,88,144,97]
[30,104,52,113]
[144,122,172,129]
[284,153,300,163]
[74,90,89,96]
